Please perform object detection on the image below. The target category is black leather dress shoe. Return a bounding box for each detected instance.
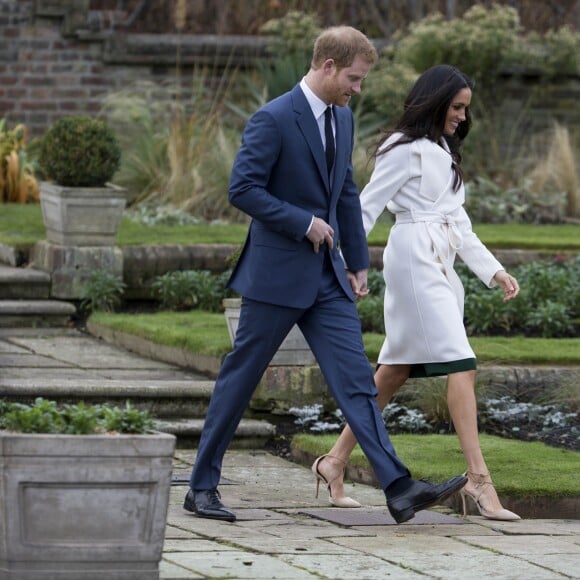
[183,489,236,522]
[387,475,467,524]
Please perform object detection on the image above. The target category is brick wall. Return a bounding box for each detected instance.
[1,0,578,140]
[0,0,267,136]
[1,1,108,135]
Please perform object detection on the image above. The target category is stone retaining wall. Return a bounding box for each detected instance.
[3,240,562,297]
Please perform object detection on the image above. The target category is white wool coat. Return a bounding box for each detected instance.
[360,133,504,365]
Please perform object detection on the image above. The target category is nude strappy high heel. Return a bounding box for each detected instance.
[311,454,361,508]
[460,471,520,521]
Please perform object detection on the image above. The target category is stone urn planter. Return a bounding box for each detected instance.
[38,115,125,247]
[39,181,127,246]
[0,400,176,579]
[33,116,126,298]
[223,297,315,366]
[0,430,176,579]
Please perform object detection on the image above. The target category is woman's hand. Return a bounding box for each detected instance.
[347,269,369,299]
[493,270,520,302]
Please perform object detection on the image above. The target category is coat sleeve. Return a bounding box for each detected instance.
[359,140,411,236]
[455,206,504,287]
[336,112,369,272]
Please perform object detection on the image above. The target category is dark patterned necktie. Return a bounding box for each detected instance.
[324,106,335,175]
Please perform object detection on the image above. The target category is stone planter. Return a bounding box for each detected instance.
[223,297,315,366]
[0,430,176,580]
[39,181,127,246]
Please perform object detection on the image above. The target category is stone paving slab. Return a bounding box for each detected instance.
[328,534,570,579]
[0,328,79,338]
[164,524,205,540]
[277,553,424,579]
[358,521,501,537]
[163,538,239,552]
[215,532,370,556]
[0,340,30,353]
[392,553,563,579]
[163,551,320,579]
[300,506,465,526]
[163,449,579,580]
[523,553,580,578]
[0,353,74,367]
[234,519,376,540]
[1,367,209,381]
[0,379,215,402]
[473,518,580,536]
[0,370,206,388]
[460,533,580,555]
[8,335,178,369]
[85,368,206,380]
[217,508,296,522]
[159,560,205,579]
[0,367,103,379]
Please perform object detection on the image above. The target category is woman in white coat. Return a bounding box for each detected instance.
[312,65,521,520]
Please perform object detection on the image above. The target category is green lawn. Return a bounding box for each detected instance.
[90,310,231,358]
[364,333,580,365]
[91,310,580,365]
[2,203,579,252]
[292,433,579,496]
[0,203,249,247]
[367,222,580,251]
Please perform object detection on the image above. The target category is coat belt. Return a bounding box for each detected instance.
[394,210,465,311]
[395,210,463,259]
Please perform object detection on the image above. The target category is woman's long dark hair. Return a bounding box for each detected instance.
[376,64,474,191]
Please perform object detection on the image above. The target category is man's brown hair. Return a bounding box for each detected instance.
[311,26,378,69]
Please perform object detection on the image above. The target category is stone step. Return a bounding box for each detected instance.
[0,264,51,299]
[0,379,214,418]
[0,243,26,267]
[154,418,276,449]
[0,379,276,447]
[0,299,76,327]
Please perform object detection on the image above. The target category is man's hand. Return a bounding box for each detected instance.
[307,217,334,253]
[347,269,369,299]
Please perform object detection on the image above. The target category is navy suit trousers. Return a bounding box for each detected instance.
[191,252,409,491]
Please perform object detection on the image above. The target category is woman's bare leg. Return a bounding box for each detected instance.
[314,364,411,499]
[447,370,504,512]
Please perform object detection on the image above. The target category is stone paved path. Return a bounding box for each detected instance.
[165,449,579,579]
[1,327,578,579]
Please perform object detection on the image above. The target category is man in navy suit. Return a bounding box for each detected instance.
[185,26,466,524]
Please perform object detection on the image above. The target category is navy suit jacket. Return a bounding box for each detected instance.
[228,84,370,309]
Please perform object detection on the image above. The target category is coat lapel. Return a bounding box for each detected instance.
[292,86,331,191]
[332,109,350,195]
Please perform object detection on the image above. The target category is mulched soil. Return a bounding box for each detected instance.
[484,423,579,451]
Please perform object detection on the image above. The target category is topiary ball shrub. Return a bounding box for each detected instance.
[39,116,121,187]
